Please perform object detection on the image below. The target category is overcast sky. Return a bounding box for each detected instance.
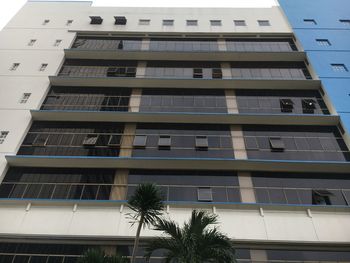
[0,0,277,30]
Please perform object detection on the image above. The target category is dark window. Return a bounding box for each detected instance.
[210,20,222,26]
[195,136,209,150]
[312,189,333,205]
[331,63,348,72]
[303,19,317,25]
[269,137,285,151]
[108,135,121,147]
[90,16,103,24]
[114,16,127,25]
[234,20,246,26]
[163,19,174,26]
[126,67,137,76]
[212,68,222,79]
[316,39,331,46]
[280,98,294,112]
[302,99,316,113]
[133,135,147,148]
[339,19,350,25]
[193,68,203,78]
[83,135,99,146]
[186,20,198,26]
[118,40,124,49]
[258,20,270,26]
[197,187,213,202]
[158,135,171,149]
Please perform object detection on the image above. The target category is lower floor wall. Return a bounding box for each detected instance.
[0,238,349,262]
[0,203,349,243]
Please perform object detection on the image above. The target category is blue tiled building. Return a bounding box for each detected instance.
[279,0,350,133]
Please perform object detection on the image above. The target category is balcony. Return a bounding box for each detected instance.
[65,36,305,61]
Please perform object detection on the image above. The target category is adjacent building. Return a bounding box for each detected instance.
[0,0,349,262]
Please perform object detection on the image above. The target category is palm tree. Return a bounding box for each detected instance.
[77,249,129,263]
[145,210,236,263]
[127,183,165,263]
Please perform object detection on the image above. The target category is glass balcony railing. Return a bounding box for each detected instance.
[1,182,349,207]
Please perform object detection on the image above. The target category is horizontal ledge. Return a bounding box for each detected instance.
[64,49,306,62]
[49,76,321,90]
[0,198,349,213]
[5,156,350,173]
[31,110,340,126]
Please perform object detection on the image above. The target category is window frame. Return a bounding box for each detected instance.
[9,63,20,71]
[234,20,246,26]
[139,19,150,25]
[269,137,285,151]
[19,93,31,104]
[186,20,198,26]
[82,134,99,146]
[331,63,348,72]
[303,19,317,25]
[158,135,171,149]
[0,131,9,144]
[133,135,147,148]
[39,63,48,72]
[280,98,294,113]
[162,19,174,26]
[257,20,271,26]
[28,39,36,46]
[210,20,222,26]
[197,187,213,202]
[316,39,331,46]
[195,135,209,150]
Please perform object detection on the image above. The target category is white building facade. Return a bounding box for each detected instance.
[0,1,350,261]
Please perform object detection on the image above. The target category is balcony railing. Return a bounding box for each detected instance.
[57,65,311,80]
[70,38,298,53]
[40,94,329,114]
[226,41,297,52]
[17,132,349,159]
[231,68,311,79]
[1,182,349,206]
[72,38,142,51]
[58,66,137,78]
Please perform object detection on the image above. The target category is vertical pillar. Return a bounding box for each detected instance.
[141,38,150,51]
[250,249,267,263]
[225,89,238,113]
[217,38,227,51]
[238,172,256,203]
[136,61,147,78]
[220,62,232,79]
[119,124,136,157]
[231,125,247,159]
[129,88,142,112]
[110,169,129,200]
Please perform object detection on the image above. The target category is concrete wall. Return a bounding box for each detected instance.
[0,203,349,243]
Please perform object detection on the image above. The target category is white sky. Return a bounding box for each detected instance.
[0,0,277,30]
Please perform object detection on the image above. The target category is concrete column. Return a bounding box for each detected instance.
[231,125,247,159]
[217,38,227,51]
[220,62,232,79]
[119,124,136,157]
[238,172,256,203]
[141,38,150,51]
[250,249,267,263]
[225,89,238,113]
[110,169,129,200]
[129,88,142,112]
[136,61,147,78]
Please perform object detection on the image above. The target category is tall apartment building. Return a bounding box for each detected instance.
[0,0,350,262]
